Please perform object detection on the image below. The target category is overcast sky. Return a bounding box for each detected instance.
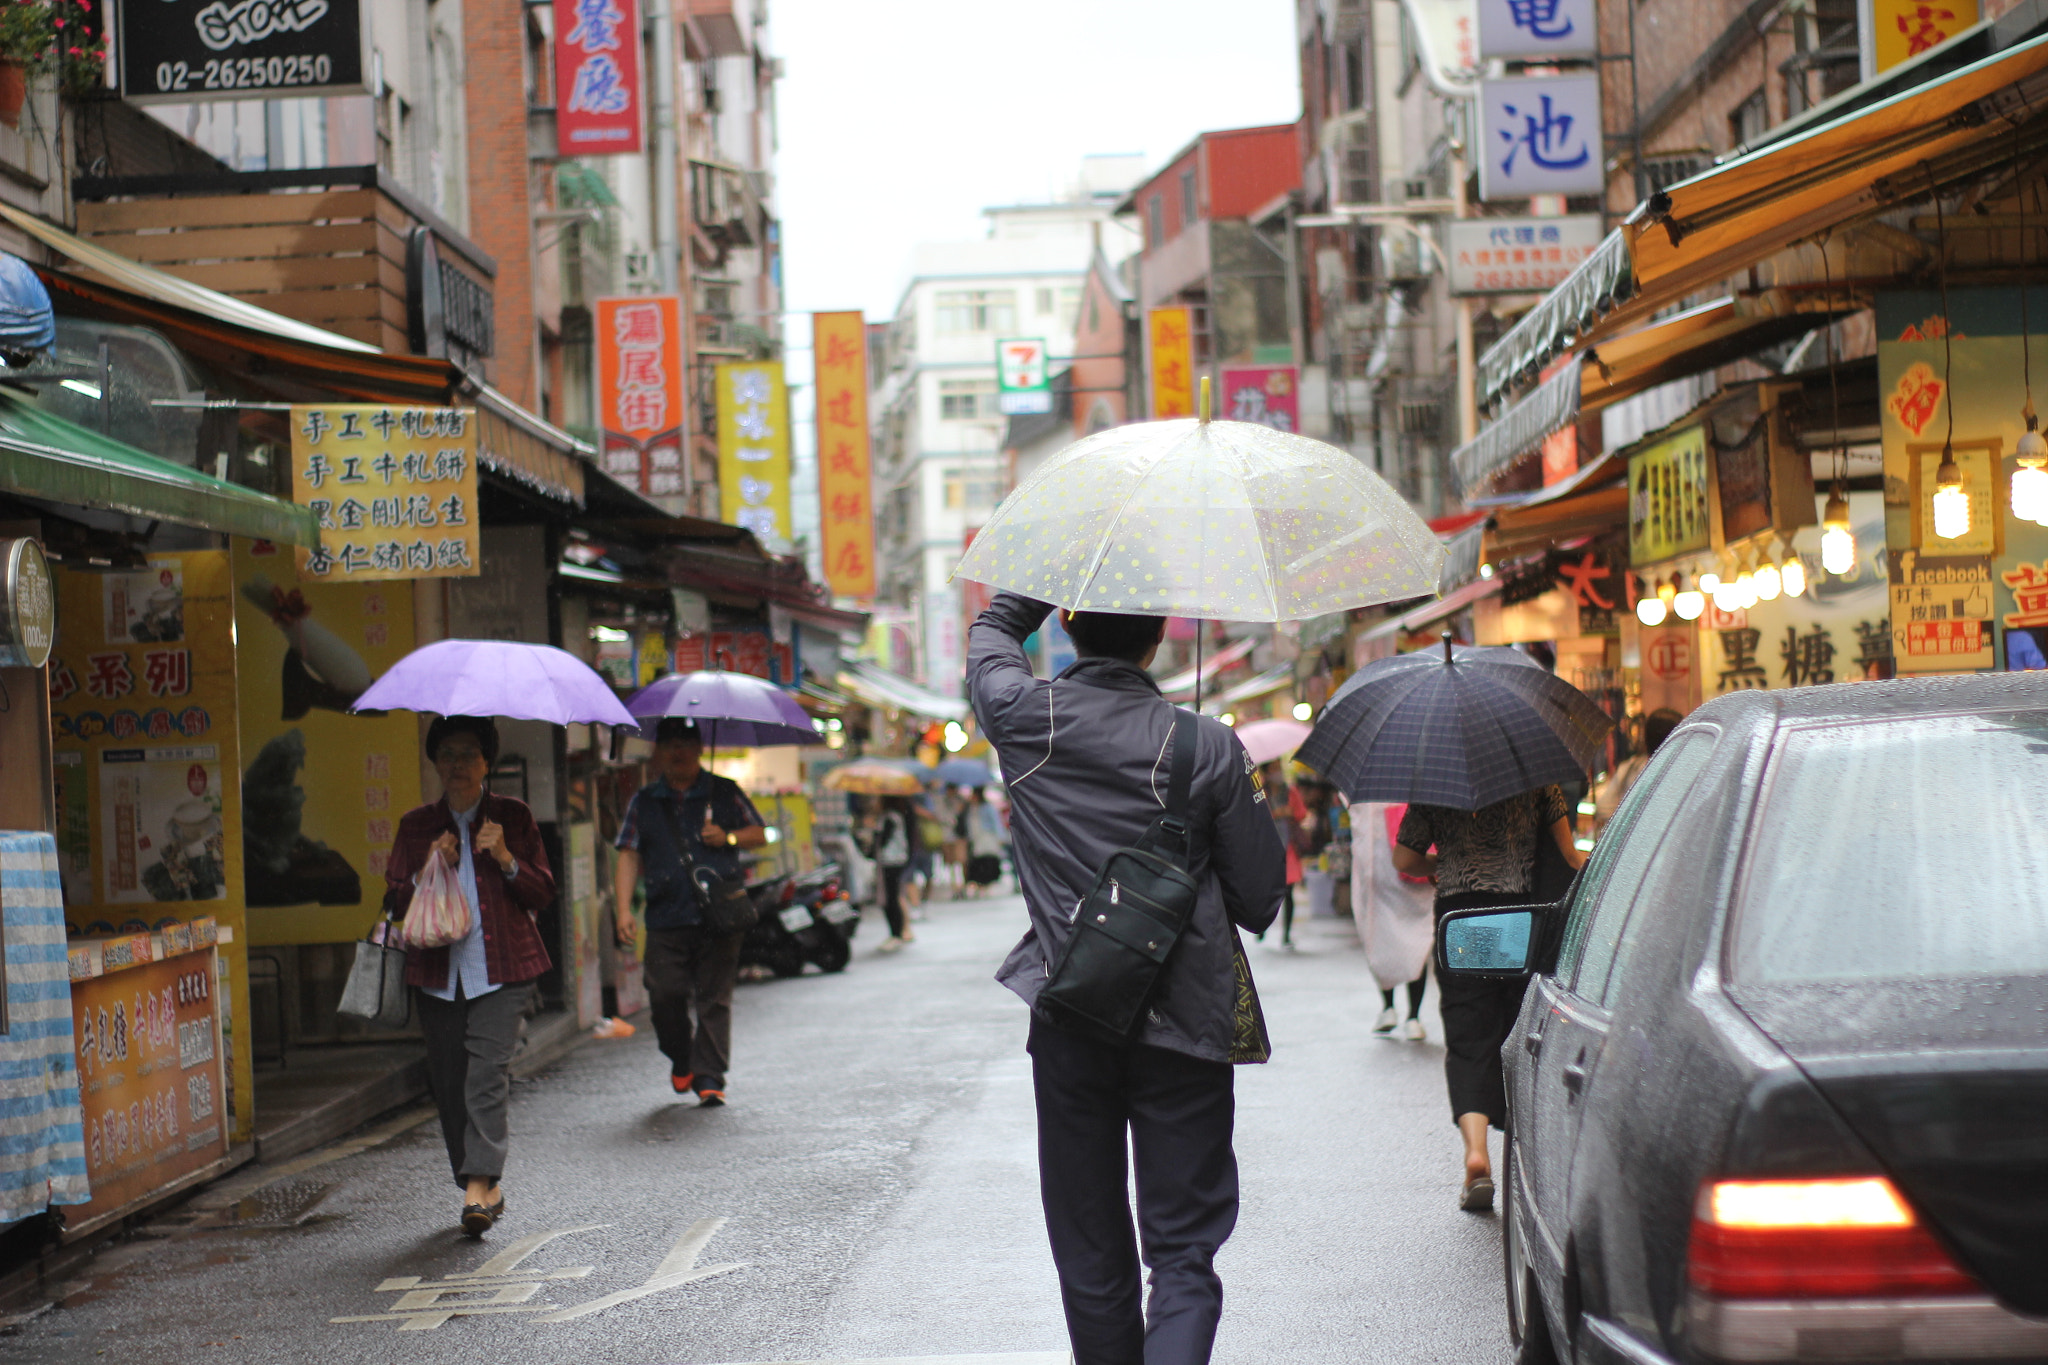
[772,0,1302,325]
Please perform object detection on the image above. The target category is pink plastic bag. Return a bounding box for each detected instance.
[399,850,475,949]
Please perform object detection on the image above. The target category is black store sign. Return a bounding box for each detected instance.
[118,0,366,102]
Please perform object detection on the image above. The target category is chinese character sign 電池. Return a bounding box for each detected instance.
[1478,75,1605,201]
[716,363,792,544]
[289,406,481,582]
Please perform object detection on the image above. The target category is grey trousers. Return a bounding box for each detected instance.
[642,926,742,1091]
[416,983,533,1188]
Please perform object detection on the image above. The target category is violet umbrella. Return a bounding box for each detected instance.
[352,638,636,726]
[625,670,820,748]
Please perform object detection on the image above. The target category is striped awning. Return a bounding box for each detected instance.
[1451,361,1581,495]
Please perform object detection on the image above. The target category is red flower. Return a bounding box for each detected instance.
[51,18,62,26]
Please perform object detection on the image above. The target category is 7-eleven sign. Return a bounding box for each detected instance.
[996,337,1051,415]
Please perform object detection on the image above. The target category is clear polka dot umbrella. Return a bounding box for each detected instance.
[951,414,1444,620]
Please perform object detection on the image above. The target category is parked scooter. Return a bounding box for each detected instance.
[737,863,857,978]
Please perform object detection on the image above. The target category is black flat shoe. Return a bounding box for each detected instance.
[460,1194,505,1237]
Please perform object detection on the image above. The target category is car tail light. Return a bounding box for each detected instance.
[821,880,840,900]
[1688,1177,1980,1299]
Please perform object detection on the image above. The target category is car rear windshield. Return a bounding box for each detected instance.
[1734,710,2048,984]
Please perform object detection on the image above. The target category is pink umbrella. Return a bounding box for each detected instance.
[1233,717,1311,767]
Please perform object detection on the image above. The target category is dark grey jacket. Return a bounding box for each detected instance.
[967,593,1288,1063]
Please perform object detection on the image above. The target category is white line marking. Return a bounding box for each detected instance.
[448,1223,607,1279]
[539,1216,745,1323]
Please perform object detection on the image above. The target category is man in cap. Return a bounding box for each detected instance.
[967,593,1287,1365]
[614,717,767,1106]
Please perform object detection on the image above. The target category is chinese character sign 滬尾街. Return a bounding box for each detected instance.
[595,297,687,497]
[716,363,792,543]
[812,311,876,597]
[552,0,643,154]
[289,406,481,582]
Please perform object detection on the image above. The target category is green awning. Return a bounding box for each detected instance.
[0,391,318,546]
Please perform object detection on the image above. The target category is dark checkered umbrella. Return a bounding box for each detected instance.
[1296,638,1612,811]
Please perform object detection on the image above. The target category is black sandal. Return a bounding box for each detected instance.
[460,1193,505,1237]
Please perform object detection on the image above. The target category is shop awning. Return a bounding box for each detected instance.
[0,391,318,545]
[475,385,588,506]
[1486,483,1631,560]
[1362,576,1502,642]
[1625,34,2048,322]
[1451,360,1580,494]
[1210,663,1295,708]
[1155,634,1258,696]
[1477,228,1633,409]
[838,660,971,722]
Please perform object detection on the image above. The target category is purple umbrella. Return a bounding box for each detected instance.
[625,671,820,747]
[353,639,636,726]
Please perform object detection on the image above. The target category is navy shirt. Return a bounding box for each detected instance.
[617,772,763,929]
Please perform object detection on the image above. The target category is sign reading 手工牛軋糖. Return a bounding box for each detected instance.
[1448,216,1603,295]
[116,0,366,103]
[289,406,481,582]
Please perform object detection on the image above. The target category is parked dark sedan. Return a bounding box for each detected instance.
[1435,672,2048,1365]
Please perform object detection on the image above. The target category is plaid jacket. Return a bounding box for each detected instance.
[387,793,555,990]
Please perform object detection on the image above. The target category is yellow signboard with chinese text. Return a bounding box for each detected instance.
[1626,425,1710,564]
[47,550,253,1144]
[288,405,481,581]
[231,539,424,946]
[813,311,875,597]
[1872,0,1978,74]
[715,362,792,542]
[1148,307,1194,419]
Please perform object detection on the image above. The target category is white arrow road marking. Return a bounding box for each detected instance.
[450,1223,609,1278]
[332,1224,607,1330]
[539,1217,744,1322]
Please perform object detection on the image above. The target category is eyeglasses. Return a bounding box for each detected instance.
[436,746,486,764]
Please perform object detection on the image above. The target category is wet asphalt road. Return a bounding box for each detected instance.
[10,893,1510,1365]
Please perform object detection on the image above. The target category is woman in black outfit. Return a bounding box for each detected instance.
[1393,785,1584,1211]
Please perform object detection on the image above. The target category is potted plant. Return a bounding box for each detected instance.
[0,0,105,127]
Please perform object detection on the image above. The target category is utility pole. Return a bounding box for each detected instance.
[649,0,680,296]
[1452,110,1477,447]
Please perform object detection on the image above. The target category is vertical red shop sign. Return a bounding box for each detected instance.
[595,297,687,497]
[554,0,644,156]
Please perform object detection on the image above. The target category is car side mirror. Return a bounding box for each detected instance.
[1435,903,1560,979]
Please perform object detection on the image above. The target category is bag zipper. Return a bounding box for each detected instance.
[1110,879,1120,904]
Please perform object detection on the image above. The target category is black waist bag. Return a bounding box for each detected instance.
[1036,709,1199,1046]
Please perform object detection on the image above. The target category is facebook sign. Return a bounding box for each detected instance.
[1477,0,1598,60]
[1477,75,1606,201]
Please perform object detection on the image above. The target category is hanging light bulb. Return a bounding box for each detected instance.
[1636,595,1669,626]
[1657,575,1678,605]
[1782,556,1807,598]
[1735,553,1759,609]
[1711,576,1743,613]
[1699,571,1721,593]
[1820,492,1856,575]
[2015,401,2048,525]
[1754,562,1782,601]
[1932,445,1971,540]
[1672,571,1706,620]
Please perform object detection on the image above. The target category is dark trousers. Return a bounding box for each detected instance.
[1436,890,1530,1128]
[1027,1015,1238,1365]
[878,864,908,937]
[643,925,742,1091]
[416,983,533,1188]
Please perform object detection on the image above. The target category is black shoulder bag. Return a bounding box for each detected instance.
[655,793,759,937]
[1036,708,1201,1045]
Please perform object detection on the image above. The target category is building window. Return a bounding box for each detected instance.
[935,290,1017,334]
[1146,194,1164,249]
[1180,168,1198,226]
[1730,88,1769,149]
[1036,286,1055,315]
[944,468,1001,510]
[939,378,997,420]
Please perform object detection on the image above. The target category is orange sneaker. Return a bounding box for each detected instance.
[669,1072,694,1094]
[696,1089,726,1107]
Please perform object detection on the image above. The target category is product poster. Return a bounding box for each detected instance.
[231,539,424,945]
[1878,288,2048,673]
[48,550,253,1144]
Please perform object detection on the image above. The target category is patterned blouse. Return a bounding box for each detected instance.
[1395,785,1570,897]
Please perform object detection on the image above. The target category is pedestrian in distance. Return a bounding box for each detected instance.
[862,794,917,949]
[1256,761,1308,948]
[1392,784,1585,1211]
[968,592,1288,1365]
[960,785,1006,897]
[613,717,768,1107]
[385,715,556,1238]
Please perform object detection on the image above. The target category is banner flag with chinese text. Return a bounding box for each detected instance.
[1219,366,1299,432]
[47,550,255,1145]
[1148,307,1194,419]
[289,405,480,582]
[716,361,792,542]
[595,296,687,498]
[553,0,643,155]
[812,311,875,597]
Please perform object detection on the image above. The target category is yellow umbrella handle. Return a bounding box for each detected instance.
[1199,375,1212,424]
